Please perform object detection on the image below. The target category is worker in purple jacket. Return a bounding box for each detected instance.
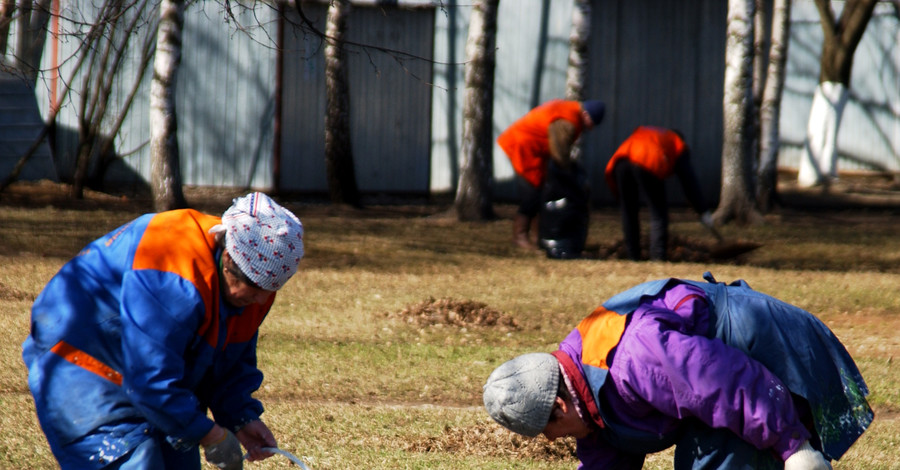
[483,273,872,469]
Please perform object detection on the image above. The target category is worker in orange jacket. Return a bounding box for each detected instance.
[498,99,606,249]
[605,126,713,261]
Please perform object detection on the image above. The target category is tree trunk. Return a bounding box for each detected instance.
[565,0,591,162]
[565,0,590,102]
[70,124,93,199]
[798,82,848,187]
[0,0,14,56]
[455,0,498,221]
[717,0,763,225]
[13,0,32,72]
[7,0,51,84]
[752,0,771,106]
[750,0,770,183]
[10,0,48,82]
[149,0,187,211]
[756,0,791,212]
[797,0,877,187]
[324,0,360,207]
[25,0,51,84]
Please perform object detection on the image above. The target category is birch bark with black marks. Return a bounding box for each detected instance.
[455,0,498,221]
[756,0,791,211]
[717,0,764,225]
[150,0,187,211]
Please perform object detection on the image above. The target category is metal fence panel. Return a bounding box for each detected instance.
[280,3,434,194]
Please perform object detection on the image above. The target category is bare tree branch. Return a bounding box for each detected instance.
[0,32,92,193]
[288,0,461,69]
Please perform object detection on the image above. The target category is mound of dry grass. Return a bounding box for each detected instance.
[405,422,576,462]
[382,297,520,330]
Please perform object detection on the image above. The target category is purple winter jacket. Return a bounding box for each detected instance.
[558,283,810,469]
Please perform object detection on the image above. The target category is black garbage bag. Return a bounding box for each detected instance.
[538,161,590,259]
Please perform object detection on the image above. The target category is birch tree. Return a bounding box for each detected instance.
[797,0,878,187]
[565,0,591,162]
[455,0,498,221]
[565,0,590,102]
[716,0,763,224]
[756,0,791,211]
[0,0,13,55]
[2,0,52,84]
[149,0,187,211]
[324,0,360,207]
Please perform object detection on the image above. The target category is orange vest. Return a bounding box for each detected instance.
[604,126,687,196]
[497,100,585,187]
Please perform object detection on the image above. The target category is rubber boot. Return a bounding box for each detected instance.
[513,214,537,249]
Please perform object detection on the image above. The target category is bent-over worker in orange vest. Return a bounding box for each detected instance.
[604,126,713,261]
[498,99,606,249]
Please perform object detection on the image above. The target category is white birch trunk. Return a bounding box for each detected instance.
[565,0,591,163]
[455,0,497,221]
[565,0,590,102]
[757,0,791,210]
[797,81,848,187]
[718,0,761,224]
[149,0,186,210]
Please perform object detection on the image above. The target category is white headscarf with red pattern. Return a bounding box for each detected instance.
[209,192,304,291]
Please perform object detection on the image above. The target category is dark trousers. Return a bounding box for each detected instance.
[516,175,543,218]
[673,420,782,470]
[613,160,668,260]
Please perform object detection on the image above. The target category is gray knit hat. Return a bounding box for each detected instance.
[483,353,560,437]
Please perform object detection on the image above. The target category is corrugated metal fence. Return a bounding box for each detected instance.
[280,2,434,194]
[13,0,900,200]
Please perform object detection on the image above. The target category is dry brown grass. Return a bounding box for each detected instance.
[2,180,899,469]
[404,422,577,461]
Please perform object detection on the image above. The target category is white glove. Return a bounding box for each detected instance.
[203,428,244,470]
[784,440,831,470]
[700,211,714,229]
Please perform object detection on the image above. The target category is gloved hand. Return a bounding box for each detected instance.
[784,440,832,470]
[700,211,714,229]
[203,428,244,470]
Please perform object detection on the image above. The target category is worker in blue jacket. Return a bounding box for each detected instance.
[22,192,304,469]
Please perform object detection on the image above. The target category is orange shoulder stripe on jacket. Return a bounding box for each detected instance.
[577,306,628,370]
[133,209,221,345]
